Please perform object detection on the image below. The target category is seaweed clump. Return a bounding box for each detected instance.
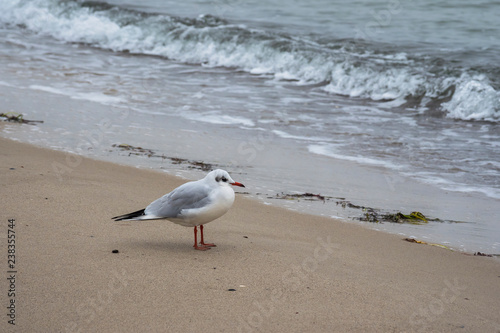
[112,143,157,157]
[359,211,428,224]
[111,144,215,171]
[272,192,332,202]
[0,112,43,124]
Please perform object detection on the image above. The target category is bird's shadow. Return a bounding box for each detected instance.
[116,238,229,254]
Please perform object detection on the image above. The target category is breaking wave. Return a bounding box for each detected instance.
[1,0,498,121]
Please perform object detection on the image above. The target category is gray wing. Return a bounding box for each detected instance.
[145,180,213,218]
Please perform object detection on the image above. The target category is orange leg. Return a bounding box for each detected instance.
[199,224,216,248]
[193,226,211,251]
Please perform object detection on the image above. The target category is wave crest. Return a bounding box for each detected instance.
[1,0,498,121]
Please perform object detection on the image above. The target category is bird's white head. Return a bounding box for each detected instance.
[207,169,245,188]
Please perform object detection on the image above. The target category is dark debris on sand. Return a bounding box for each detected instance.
[272,194,464,226]
[1,112,43,125]
[270,192,334,202]
[111,144,216,171]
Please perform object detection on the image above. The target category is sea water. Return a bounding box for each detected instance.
[0,0,499,252]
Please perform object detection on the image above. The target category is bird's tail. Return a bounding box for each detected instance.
[112,208,146,221]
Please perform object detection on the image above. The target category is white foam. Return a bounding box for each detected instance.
[0,80,14,87]
[442,185,500,200]
[272,130,329,142]
[71,92,123,104]
[441,74,500,121]
[29,85,124,104]
[182,112,255,127]
[308,144,402,169]
[29,85,66,95]
[401,170,500,200]
[1,0,498,121]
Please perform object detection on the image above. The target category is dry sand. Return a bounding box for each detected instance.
[1,136,499,332]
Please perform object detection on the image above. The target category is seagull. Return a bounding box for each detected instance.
[112,169,245,250]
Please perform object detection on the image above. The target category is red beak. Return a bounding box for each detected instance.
[231,182,245,188]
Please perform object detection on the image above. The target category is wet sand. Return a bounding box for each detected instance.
[2,83,499,253]
[1,136,499,332]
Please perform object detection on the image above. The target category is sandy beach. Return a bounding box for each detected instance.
[1,136,499,332]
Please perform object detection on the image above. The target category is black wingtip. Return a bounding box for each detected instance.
[112,208,146,221]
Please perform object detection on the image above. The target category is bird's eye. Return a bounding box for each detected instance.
[221,176,228,182]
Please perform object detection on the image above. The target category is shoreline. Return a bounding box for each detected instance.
[1,136,499,332]
[1,83,499,254]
